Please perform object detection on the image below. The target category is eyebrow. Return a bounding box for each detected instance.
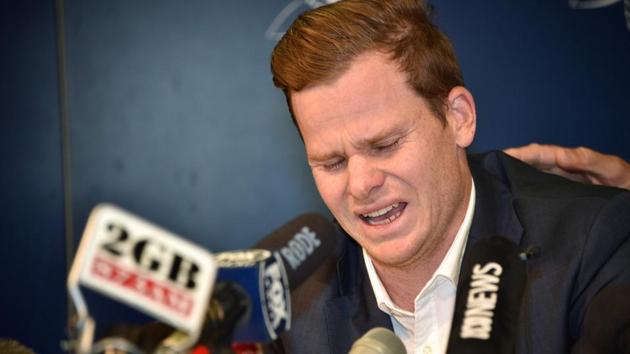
[307,150,339,164]
[307,125,408,164]
[353,126,405,149]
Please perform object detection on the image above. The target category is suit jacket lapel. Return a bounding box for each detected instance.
[324,238,392,353]
[467,153,524,250]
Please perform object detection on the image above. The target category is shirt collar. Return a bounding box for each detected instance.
[363,179,476,314]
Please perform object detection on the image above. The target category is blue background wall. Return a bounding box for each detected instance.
[2,0,629,352]
[1,0,67,351]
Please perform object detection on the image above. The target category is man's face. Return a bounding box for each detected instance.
[291,52,475,269]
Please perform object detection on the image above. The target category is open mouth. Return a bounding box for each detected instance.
[359,202,407,226]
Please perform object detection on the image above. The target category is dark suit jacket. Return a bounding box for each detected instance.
[268,151,630,354]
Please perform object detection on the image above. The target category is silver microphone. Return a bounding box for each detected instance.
[349,327,406,354]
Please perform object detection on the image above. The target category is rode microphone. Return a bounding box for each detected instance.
[348,327,406,354]
[66,204,217,354]
[253,212,338,290]
[198,213,338,346]
[446,236,527,354]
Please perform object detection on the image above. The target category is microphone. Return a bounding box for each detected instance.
[252,212,339,289]
[348,327,406,354]
[70,209,338,353]
[66,204,218,354]
[199,213,339,346]
[446,236,527,354]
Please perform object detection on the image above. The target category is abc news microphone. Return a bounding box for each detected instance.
[67,204,338,353]
[445,236,528,354]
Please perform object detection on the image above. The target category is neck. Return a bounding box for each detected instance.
[372,232,455,311]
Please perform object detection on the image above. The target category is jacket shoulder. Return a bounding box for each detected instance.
[469,150,626,201]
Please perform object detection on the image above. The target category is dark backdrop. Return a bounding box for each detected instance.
[2,0,629,352]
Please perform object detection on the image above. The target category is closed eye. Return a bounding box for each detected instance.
[322,158,346,172]
[373,138,400,154]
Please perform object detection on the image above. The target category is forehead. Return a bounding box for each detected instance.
[290,52,423,139]
[288,53,435,164]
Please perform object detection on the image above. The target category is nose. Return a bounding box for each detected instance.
[347,156,385,200]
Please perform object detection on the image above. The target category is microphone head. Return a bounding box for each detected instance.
[446,236,527,354]
[254,213,339,290]
[214,249,291,343]
[349,327,406,354]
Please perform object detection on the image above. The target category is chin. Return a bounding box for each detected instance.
[370,254,414,268]
[367,244,419,268]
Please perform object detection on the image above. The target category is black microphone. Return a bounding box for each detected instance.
[446,236,527,354]
[253,212,339,290]
[198,213,338,346]
[348,327,406,354]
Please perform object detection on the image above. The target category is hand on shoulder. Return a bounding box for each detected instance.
[504,143,630,190]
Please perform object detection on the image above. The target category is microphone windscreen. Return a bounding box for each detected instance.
[254,213,338,290]
[349,327,406,354]
[446,236,527,354]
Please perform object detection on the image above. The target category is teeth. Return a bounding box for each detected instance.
[366,210,403,225]
[363,203,399,218]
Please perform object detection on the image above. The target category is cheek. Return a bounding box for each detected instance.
[313,172,345,211]
[389,147,432,182]
[386,146,449,201]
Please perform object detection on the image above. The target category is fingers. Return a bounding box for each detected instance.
[554,146,598,173]
[504,144,630,190]
[504,143,561,170]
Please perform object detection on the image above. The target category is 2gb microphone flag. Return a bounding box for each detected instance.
[68,204,217,336]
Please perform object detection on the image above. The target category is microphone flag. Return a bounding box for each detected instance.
[67,204,217,352]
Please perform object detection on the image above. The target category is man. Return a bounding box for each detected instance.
[268,0,630,353]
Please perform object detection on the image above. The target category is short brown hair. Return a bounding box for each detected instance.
[271,0,464,127]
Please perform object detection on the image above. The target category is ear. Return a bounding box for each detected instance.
[445,86,476,148]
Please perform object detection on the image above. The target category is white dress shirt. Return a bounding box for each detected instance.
[363,181,476,354]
